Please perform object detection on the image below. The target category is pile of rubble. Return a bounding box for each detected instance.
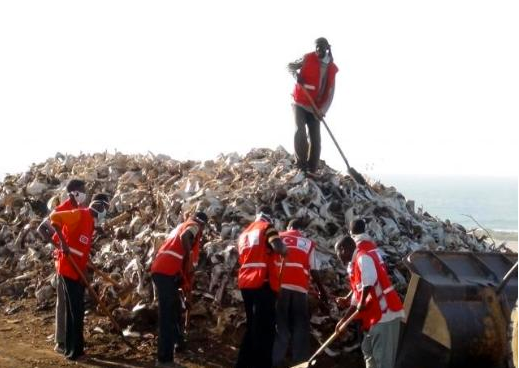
[0,147,508,343]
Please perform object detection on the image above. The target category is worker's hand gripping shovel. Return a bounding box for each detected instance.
[298,84,367,186]
[291,308,359,368]
[63,252,137,351]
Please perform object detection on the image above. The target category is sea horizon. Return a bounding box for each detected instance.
[373,173,518,235]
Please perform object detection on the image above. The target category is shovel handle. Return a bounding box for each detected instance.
[307,309,359,364]
[299,85,352,170]
[65,253,137,351]
[89,262,120,287]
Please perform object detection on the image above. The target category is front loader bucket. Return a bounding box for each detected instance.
[396,251,517,368]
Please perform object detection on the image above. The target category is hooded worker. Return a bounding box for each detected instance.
[151,211,208,368]
[288,37,339,174]
[334,219,404,368]
[37,178,88,354]
[50,193,110,361]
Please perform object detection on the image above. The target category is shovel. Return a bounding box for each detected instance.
[291,309,359,368]
[64,252,137,351]
[299,85,367,186]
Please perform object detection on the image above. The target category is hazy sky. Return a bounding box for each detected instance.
[1,1,517,179]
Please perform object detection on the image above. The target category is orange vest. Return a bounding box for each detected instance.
[51,199,77,268]
[350,240,403,330]
[270,230,314,293]
[151,220,202,277]
[56,208,94,281]
[292,52,338,109]
[237,220,270,289]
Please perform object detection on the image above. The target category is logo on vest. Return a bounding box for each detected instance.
[79,235,89,245]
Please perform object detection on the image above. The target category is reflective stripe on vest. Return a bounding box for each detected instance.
[159,250,183,260]
[350,240,403,330]
[241,262,267,268]
[151,220,201,276]
[69,247,84,257]
[270,230,314,293]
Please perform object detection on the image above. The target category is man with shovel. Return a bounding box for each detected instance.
[270,218,329,367]
[49,193,110,361]
[288,37,339,174]
[37,178,88,354]
[151,211,208,368]
[334,220,404,368]
[235,206,287,368]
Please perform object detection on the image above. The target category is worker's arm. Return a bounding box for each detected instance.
[266,226,286,256]
[49,210,81,255]
[356,285,373,311]
[37,217,55,243]
[180,225,199,287]
[308,248,328,303]
[355,255,377,311]
[310,270,328,303]
[287,57,304,80]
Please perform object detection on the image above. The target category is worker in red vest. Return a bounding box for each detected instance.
[334,219,404,368]
[50,193,110,361]
[235,206,286,368]
[151,212,208,368]
[288,37,339,174]
[270,218,329,367]
[37,179,87,354]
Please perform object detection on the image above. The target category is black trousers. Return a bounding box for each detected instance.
[293,104,321,173]
[235,283,276,368]
[62,276,85,360]
[272,289,311,366]
[152,273,183,364]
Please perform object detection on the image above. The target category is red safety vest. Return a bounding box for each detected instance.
[237,220,270,289]
[56,208,94,281]
[151,220,202,277]
[350,240,404,331]
[270,230,314,293]
[51,199,77,268]
[292,52,338,109]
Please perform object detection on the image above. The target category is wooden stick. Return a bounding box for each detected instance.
[65,253,136,350]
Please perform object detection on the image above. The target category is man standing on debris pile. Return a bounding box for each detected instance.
[270,218,329,367]
[49,193,110,361]
[334,219,404,368]
[37,179,87,355]
[288,37,339,174]
[151,212,208,368]
[235,206,287,368]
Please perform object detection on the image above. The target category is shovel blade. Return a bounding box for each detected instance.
[291,359,317,368]
[290,363,310,368]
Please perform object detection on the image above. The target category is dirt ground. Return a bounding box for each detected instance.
[0,296,363,368]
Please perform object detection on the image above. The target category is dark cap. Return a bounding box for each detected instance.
[194,211,208,225]
[315,37,330,48]
[350,219,366,235]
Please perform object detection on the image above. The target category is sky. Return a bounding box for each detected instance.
[0,0,518,179]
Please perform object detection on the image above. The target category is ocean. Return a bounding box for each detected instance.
[375,174,518,234]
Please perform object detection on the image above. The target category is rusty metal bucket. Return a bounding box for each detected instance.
[396,251,517,368]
